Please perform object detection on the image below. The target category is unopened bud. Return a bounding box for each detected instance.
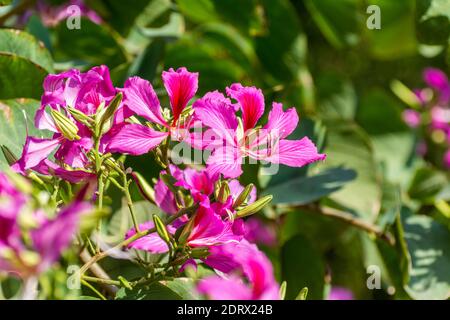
[236,195,273,218]
[190,247,209,259]
[50,109,80,141]
[1,145,18,166]
[67,106,94,128]
[233,183,254,209]
[97,93,122,135]
[131,172,155,203]
[153,214,171,245]
[217,181,230,204]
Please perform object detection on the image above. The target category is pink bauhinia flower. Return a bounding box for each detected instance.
[107,68,199,155]
[0,172,91,277]
[125,205,242,254]
[12,65,116,183]
[327,286,354,300]
[197,240,280,300]
[194,84,326,178]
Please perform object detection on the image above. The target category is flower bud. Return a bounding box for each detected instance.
[217,181,230,204]
[131,172,155,203]
[50,109,80,141]
[236,195,273,218]
[153,214,171,245]
[1,145,18,166]
[67,106,94,128]
[233,183,254,209]
[96,93,122,136]
[190,247,209,259]
[177,216,196,245]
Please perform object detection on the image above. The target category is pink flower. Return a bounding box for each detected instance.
[194,84,326,178]
[423,68,450,103]
[443,150,450,169]
[34,0,102,27]
[327,286,354,300]
[243,218,277,247]
[198,240,280,300]
[125,205,242,254]
[12,66,116,182]
[0,173,91,277]
[107,68,198,155]
[402,109,421,128]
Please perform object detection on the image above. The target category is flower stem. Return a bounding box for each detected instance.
[79,204,198,275]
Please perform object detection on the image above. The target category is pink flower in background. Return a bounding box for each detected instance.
[107,68,198,155]
[0,173,91,277]
[444,150,450,168]
[327,287,354,300]
[12,66,116,182]
[194,84,326,178]
[198,240,280,300]
[243,218,277,247]
[21,0,102,27]
[402,109,421,128]
[423,68,450,103]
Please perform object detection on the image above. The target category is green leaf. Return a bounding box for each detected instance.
[402,209,450,300]
[53,19,127,68]
[364,0,417,60]
[304,0,360,48]
[320,121,381,222]
[263,167,356,207]
[281,235,325,300]
[0,29,54,99]
[0,99,49,170]
[408,167,448,204]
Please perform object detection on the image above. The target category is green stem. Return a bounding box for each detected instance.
[81,279,107,300]
[82,275,121,287]
[79,204,198,275]
[122,170,139,233]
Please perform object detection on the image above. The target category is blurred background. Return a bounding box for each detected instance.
[0,0,449,300]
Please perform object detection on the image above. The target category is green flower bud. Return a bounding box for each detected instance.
[190,247,209,259]
[1,145,18,166]
[67,106,94,128]
[50,109,80,141]
[153,214,171,245]
[96,93,123,136]
[233,183,254,209]
[131,172,155,203]
[236,195,273,218]
[217,181,230,204]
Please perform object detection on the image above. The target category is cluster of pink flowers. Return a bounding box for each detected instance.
[0,172,91,278]
[10,65,325,299]
[402,68,450,168]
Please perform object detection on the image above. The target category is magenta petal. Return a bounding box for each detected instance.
[193,91,238,147]
[263,102,298,139]
[187,206,242,247]
[206,147,243,179]
[125,221,176,254]
[120,76,167,126]
[226,83,265,132]
[197,275,253,300]
[162,67,198,124]
[328,287,354,300]
[107,124,168,155]
[262,138,326,167]
[154,179,178,214]
[31,202,91,272]
[14,136,61,171]
[423,68,449,91]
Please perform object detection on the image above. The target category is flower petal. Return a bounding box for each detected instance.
[125,221,176,254]
[206,147,243,179]
[263,102,298,139]
[260,138,326,167]
[193,91,238,148]
[120,76,167,126]
[162,67,198,124]
[226,83,264,132]
[107,124,168,155]
[13,136,61,172]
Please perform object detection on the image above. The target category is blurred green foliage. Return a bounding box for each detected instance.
[0,0,449,300]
